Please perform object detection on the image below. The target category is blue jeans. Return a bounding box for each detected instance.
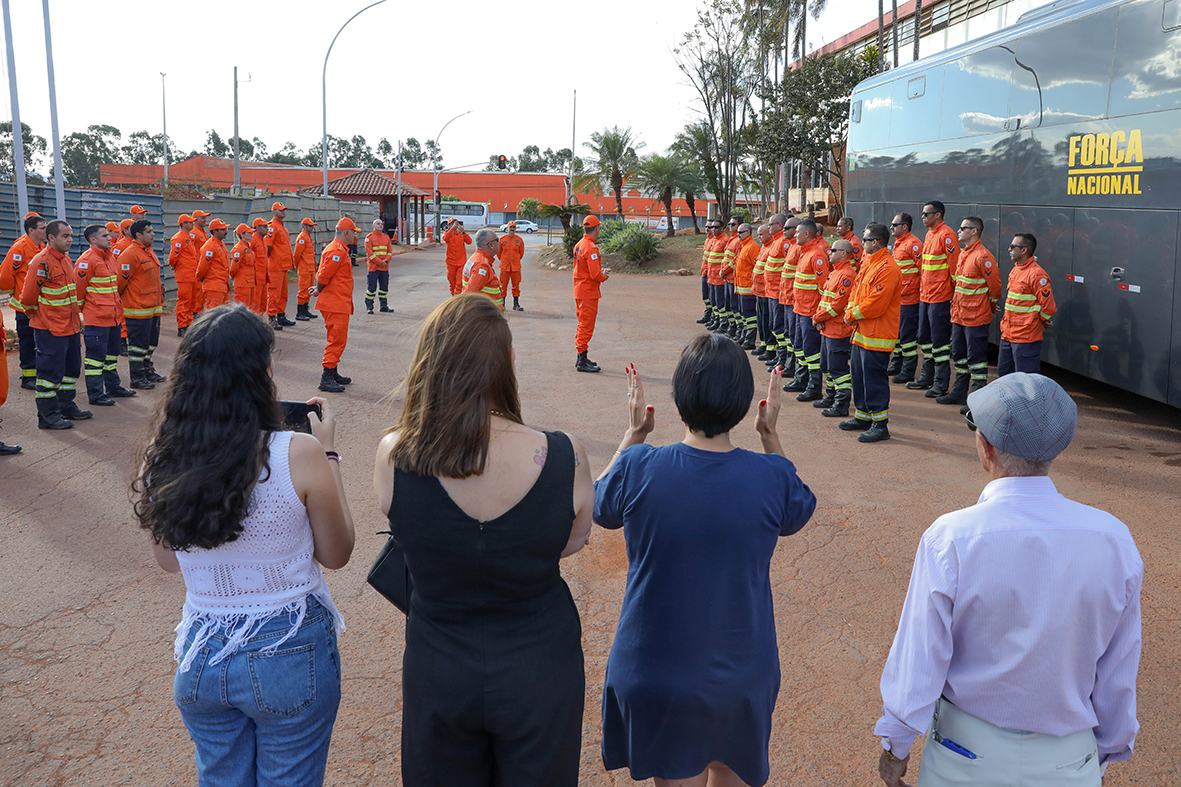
[174,598,342,787]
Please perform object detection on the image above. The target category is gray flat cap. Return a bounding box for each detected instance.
[966,373,1077,461]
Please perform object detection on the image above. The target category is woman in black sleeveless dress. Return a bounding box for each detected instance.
[374,294,595,787]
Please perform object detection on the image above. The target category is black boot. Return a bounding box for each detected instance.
[858,419,891,443]
[145,360,166,383]
[512,296,523,312]
[782,362,808,392]
[576,351,600,373]
[177,326,187,338]
[295,303,312,321]
[129,362,155,390]
[269,315,284,330]
[20,376,36,390]
[782,352,797,378]
[87,375,110,406]
[740,327,756,351]
[936,372,971,405]
[886,353,902,377]
[906,358,935,390]
[119,338,129,356]
[365,299,374,314]
[926,361,951,398]
[59,398,93,421]
[380,299,393,313]
[696,306,712,325]
[332,368,352,385]
[751,341,766,357]
[813,382,836,409]
[278,313,296,326]
[893,355,918,385]
[308,307,319,319]
[108,386,136,398]
[961,379,987,414]
[838,416,872,431]
[0,440,20,455]
[758,346,776,362]
[319,367,345,392]
[796,370,823,402]
[822,389,851,418]
[36,397,73,430]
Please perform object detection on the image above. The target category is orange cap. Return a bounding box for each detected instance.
[105,221,120,232]
[582,215,601,228]
[130,205,147,215]
[272,201,288,211]
[191,209,211,218]
[335,216,360,232]
[301,218,317,226]
[208,219,229,230]
[252,217,269,227]
[507,221,517,228]
[24,211,40,218]
[178,214,194,225]
[235,223,254,235]
[119,218,134,230]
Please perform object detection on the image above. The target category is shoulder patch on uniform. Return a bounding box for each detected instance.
[78,261,89,269]
[205,250,213,257]
[12,254,20,262]
[1040,278,1047,286]
[842,278,852,287]
[590,253,598,260]
[332,255,340,262]
[122,264,130,271]
[297,239,305,245]
[985,260,992,268]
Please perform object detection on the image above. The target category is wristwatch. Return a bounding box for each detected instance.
[881,743,903,762]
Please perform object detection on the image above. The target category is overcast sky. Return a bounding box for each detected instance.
[2,0,883,171]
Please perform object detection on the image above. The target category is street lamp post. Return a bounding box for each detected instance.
[2,0,28,218]
[322,0,388,197]
[42,0,65,218]
[432,110,472,237]
[160,73,168,191]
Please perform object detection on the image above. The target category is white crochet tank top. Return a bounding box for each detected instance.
[173,430,344,671]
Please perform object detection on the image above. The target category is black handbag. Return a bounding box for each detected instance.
[367,530,413,614]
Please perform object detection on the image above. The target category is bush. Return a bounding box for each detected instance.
[595,219,631,248]
[602,222,660,264]
[563,226,584,258]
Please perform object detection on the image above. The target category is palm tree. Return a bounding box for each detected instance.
[914,0,922,61]
[892,0,900,67]
[635,154,698,238]
[672,123,718,233]
[577,126,645,220]
[537,201,591,231]
[791,0,829,61]
[877,0,885,72]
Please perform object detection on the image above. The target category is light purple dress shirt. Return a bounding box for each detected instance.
[875,476,1142,764]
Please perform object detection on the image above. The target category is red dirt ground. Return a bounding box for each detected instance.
[2,241,1179,786]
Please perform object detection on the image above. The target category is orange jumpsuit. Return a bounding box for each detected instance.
[443,226,472,295]
[847,249,903,352]
[497,233,526,297]
[752,243,770,298]
[293,229,316,305]
[842,231,864,271]
[732,235,758,296]
[792,238,830,320]
[229,239,256,307]
[197,237,232,308]
[720,235,742,284]
[266,218,294,317]
[572,234,607,354]
[892,231,923,307]
[1001,258,1057,343]
[951,240,1002,328]
[0,234,44,385]
[920,220,960,304]
[315,238,354,368]
[780,239,802,307]
[250,230,270,315]
[462,249,504,310]
[191,224,209,313]
[168,228,201,329]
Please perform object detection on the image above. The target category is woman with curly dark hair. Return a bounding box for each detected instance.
[135,303,354,787]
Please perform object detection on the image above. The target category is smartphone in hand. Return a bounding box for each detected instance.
[279,400,322,433]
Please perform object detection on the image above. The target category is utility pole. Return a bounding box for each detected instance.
[432,110,471,237]
[568,89,576,206]
[160,73,168,192]
[233,67,240,195]
[395,140,403,243]
[2,0,29,218]
[42,0,65,216]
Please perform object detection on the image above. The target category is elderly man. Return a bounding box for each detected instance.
[875,373,1142,787]
[365,218,393,314]
[837,216,863,269]
[461,228,504,308]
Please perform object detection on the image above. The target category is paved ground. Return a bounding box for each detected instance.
[2,241,1179,786]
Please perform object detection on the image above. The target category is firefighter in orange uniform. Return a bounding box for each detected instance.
[229,225,256,308]
[462,228,504,309]
[887,212,923,383]
[310,217,357,393]
[21,220,91,428]
[696,219,713,325]
[497,221,526,311]
[837,216,864,270]
[117,220,166,389]
[811,240,857,418]
[442,219,472,295]
[908,199,960,395]
[266,202,297,328]
[294,218,319,320]
[727,222,759,350]
[572,216,609,373]
[190,209,211,314]
[129,204,147,221]
[196,219,233,309]
[0,214,48,389]
[76,223,136,407]
[778,216,802,376]
[759,215,787,368]
[751,223,773,358]
[250,218,271,318]
[841,223,902,443]
[364,218,393,314]
[999,232,1057,378]
[787,218,830,401]
[111,218,135,357]
[0,229,17,454]
[939,216,1001,407]
[168,214,200,337]
[720,218,743,339]
[704,220,730,332]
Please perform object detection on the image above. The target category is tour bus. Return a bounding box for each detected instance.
[405,201,490,228]
[845,0,1181,407]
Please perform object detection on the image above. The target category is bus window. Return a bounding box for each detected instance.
[940,47,1013,139]
[849,82,893,152]
[1005,7,1116,129]
[891,67,944,147]
[1110,0,1181,116]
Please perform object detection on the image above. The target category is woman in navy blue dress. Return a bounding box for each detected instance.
[594,334,816,787]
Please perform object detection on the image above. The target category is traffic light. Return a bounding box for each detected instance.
[434,189,441,205]
[497,155,507,170]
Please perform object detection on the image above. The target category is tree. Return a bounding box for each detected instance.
[400,138,427,170]
[267,142,305,166]
[376,138,394,167]
[516,198,541,221]
[121,130,179,165]
[877,0,885,72]
[59,124,122,187]
[204,130,230,158]
[672,123,716,234]
[791,0,831,60]
[577,126,644,219]
[635,154,697,238]
[674,1,757,224]
[518,145,546,172]
[913,0,922,61]
[251,137,268,160]
[538,201,591,231]
[758,47,878,218]
[0,121,48,181]
[424,139,443,170]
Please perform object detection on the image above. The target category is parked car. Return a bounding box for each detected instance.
[499,220,539,233]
